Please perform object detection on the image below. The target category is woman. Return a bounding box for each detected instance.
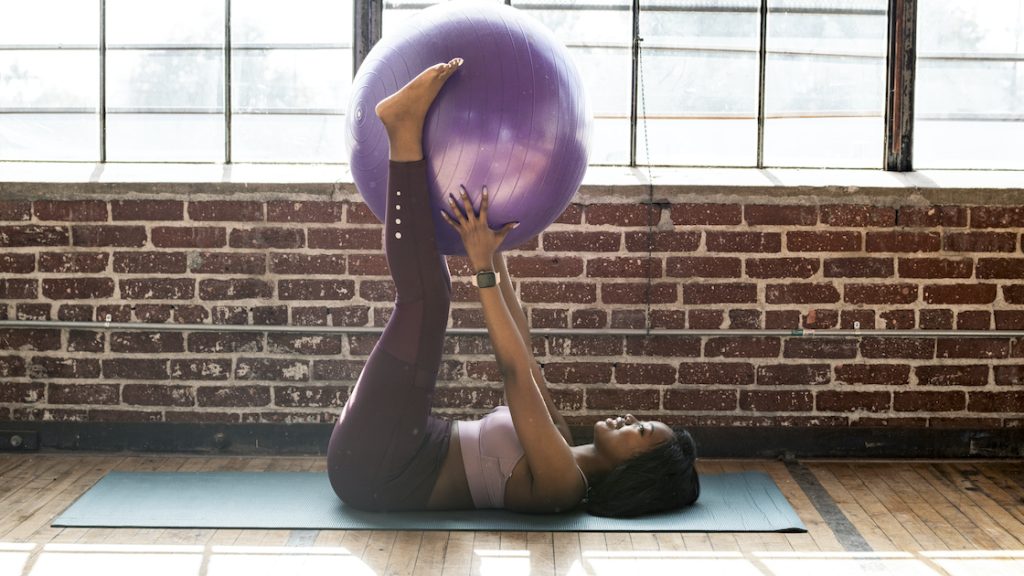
[327,58,699,517]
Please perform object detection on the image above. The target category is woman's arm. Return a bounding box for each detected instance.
[492,253,573,444]
[442,186,584,511]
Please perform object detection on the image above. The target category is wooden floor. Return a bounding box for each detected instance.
[1,455,1022,575]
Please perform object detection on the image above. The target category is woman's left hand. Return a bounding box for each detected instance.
[441,185,517,271]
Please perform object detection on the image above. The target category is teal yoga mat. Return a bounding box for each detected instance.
[53,471,805,532]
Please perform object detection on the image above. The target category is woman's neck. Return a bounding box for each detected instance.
[571,443,616,483]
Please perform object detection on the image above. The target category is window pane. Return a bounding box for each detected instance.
[0,1,98,160]
[916,0,1024,170]
[639,1,760,166]
[232,0,353,163]
[763,0,887,168]
[105,0,224,162]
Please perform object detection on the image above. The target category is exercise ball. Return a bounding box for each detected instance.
[346,0,591,255]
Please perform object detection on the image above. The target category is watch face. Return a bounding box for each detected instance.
[476,271,497,288]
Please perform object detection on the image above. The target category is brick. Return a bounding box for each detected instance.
[197,385,271,407]
[49,383,119,405]
[995,311,1024,330]
[0,253,35,273]
[329,305,370,326]
[229,227,304,249]
[816,391,891,412]
[824,258,894,278]
[102,358,169,379]
[835,363,910,385]
[531,308,567,329]
[740,390,813,411]
[897,205,966,227]
[273,385,348,408]
[0,201,32,221]
[866,231,941,253]
[235,358,309,381]
[651,309,687,329]
[916,365,989,386]
[433,387,504,409]
[688,309,724,329]
[787,231,860,252]
[267,201,343,223]
[542,362,613,384]
[170,358,232,380]
[16,303,50,320]
[879,309,916,329]
[766,310,801,329]
[706,337,780,358]
[845,283,918,305]
[586,204,661,226]
[977,258,1024,279]
[133,304,172,323]
[938,337,1007,359]
[928,417,1003,429]
[346,203,380,224]
[898,258,973,278]
[555,204,584,225]
[821,204,896,227]
[279,279,355,301]
[667,256,742,278]
[861,337,934,359]
[678,362,754,385]
[968,392,1024,412]
[452,308,485,328]
[151,226,224,248]
[766,283,840,304]
[542,231,621,252]
[28,356,101,379]
[111,200,183,220]
[609,309,645,329]
[670,203,741,225]
[614,363,677,385]
[894,391,964,411]
[970,206,1024,228]
[784,339,858,359]
[508,255,584,277]
[111,330,185,352]
[198,278,274,301]
[42,278,115,300]
[745,205,817,226]
[603,283,677,304]
[34,200,107,221]
[123,384,195,407]
[0,225,69,247]
[266,334,344,356]
[587,257,661,278]
[682,283,756,304]
[0,355,26,377]
[626,336,701,357]
[664,389,737,411]
[0,279,37,299]
[729,309,760,329]
[165,411,242,424]
[746,258,819,279]
[110,252,184,274]
[0,382,44,403]
[56,305,91,322]
[211,306,250,324]
[550,335,623,356]
[1006,285,1024,304]
[192,252,268,275]
[68,330,104,352]
[571,309,607,329]
[521,282,596,304]
[175,305,212,323]
[943,232,1016,252]
[586,388,660,410]
[924,284,997,305]
[120,278,195,300]
[358,280,395,302]
[756,364,831,386]
[188,334,263,355]
[706,231,781,253]
[307,228,381,250]
[464,361,501,382]
[841,309,876,329]
[311,358,365,381]
[188,201,263,221]
[625,231,701,253]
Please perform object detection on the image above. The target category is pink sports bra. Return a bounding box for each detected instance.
[458,406,588,509]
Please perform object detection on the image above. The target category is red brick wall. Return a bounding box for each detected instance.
[2,193,1023,431]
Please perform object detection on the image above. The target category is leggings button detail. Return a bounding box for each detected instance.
[395,232,402,239]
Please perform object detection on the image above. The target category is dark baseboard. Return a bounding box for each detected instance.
[2,421,1022,458]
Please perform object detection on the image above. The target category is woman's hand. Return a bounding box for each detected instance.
[441,185,517,271]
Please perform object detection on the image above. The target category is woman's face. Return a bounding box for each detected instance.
[593,414,674,463]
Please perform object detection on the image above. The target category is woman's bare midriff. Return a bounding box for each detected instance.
[426,422,476,510]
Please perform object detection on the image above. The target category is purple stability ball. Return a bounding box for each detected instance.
[347,1,591,255]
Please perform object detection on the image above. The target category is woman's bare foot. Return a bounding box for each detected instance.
[376,58,463,161]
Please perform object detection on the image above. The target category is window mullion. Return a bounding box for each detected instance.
[884,0,917,171]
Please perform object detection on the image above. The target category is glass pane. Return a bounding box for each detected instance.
[0,114,98,161]
[234,0,352,45]
[106,0,222,45]
[639,1,760,166]
[916,0,1024,170]
[0,0,97,45]
[232,114,346,162]
[106,113,222,161]
[383,1,447,33]
[106,50,223,161]
[762,0,888,168]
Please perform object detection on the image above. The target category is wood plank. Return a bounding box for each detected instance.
[552,532,582,576]
[893,464,1002,550]
[470,531,499,576]
[440,530,473,576]
[876,462,972,550]
[385,530,423,576]
[411,531,448,576]
[855,462,948,550]
[809,462,898,551]
[928,463,1024,549]
[526,531,555,576]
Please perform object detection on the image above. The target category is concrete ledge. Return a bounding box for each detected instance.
[2,162,1023,204]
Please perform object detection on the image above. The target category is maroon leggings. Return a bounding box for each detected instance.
[327,160,452,511]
